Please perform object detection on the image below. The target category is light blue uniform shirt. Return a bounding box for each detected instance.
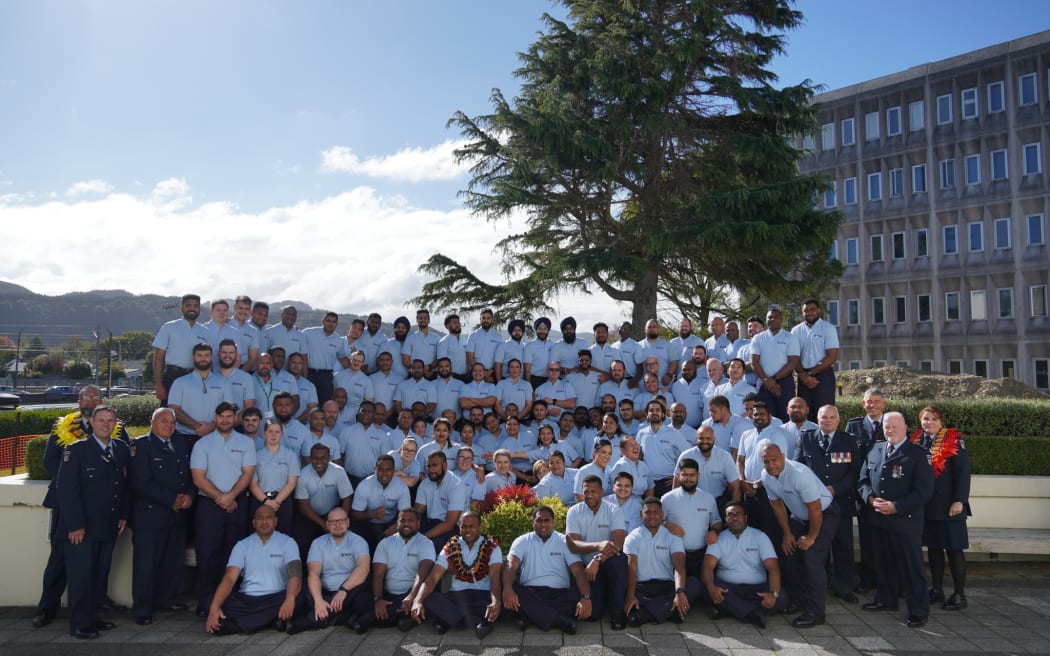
[437,540,503,592]
[301,326,344,370]
[573,462,614,495]
[307,531,370,592]
[640,338,675,379]
[368,371,402,411]
[565,498,625,542]
[219,368,256,410]
[228,531,300,596]
[534,380,576,410]
[333,369,375,409]
[232,319,261,367]
[550,337,589,371]
[791,318,840,369]
[527,442,579,468]
[524,338,552,376]
[484,470,516,495]
[705,334,732,364]
[780,420,818,460]
[278,420,310,458]
[264,324,306,358]
[190,430,257,494]
[533,469,578,506]
[168,371,227,433]
[714,380,757,417]
[293,376,319,410]
[251,373,295,419]
[453,466,487,502]
[676,445,739,498]
[374,532,436,595]
[624,525,684,582]
[295,463,354,516]
[152,318,211,368]
[671,375,707,426]
[660,486,718,551]
[587,342,618,374]
[404,330,441,367]
[436,333,469,376]
[432,377,464,417]
[614,340,643,376]
[619,417,641,437]
[361,330,389,372]
[465,327,502,368]
[610,456,651,497]
[416,472,469,520]
[762,458,833,518]
[670,334,703,366]
[379,338,409,379]
[300,430,341,460]
[706,527,776,585]
[417,440,461,469]
[750,328,801,378]
[496,338,527,370]
[351,474,411,524]
[702,415,753,452]
[459,380,497,419]
[597,379,636,406]
[204,321,243,367]
[608,495,643,534]
[508,531,580,588]
[724,337,749,362]
[566,371,603,409]
[394,376,435,410]
[495,378,532,413]
[254,445,300,493]
[636,424,692,479]
[338,423,389,478]
[738,426,790,482]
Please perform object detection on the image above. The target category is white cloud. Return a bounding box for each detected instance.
[150,177,192,210]
[66,179,114,196]
[320,139,470,182]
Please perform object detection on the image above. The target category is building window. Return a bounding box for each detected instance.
[968,222,984,252]
[936,94,952,124]
[920,360,933,372]
[961,87,978,119]
[829,240,839,262]
[846,237,858,265]
[1027,214,1045,245]
[912,164,927,193]
[974,360,988,378]
[824,182,836,208]
[940,158,955,189]
[1002,360,1016,379]
[947,360,962,375]
[909,101,924,131]
[895,296,907,323]
[965,154,980,185]
[821,123,835,150]
[1019,73,1038,106]
[945,291,960,321]
[867,172,881,201]
[916,228,929,257]
[865,112,879,141]
[842,118,855,146]
[827,300,839,327]
[943,225,959,254]
[873,360,887,368]
[849,361,862,371]
[991,149,1008,180]
[987,81,1005,113]
[971,289,987,321]
[887,106,901,136]
[998,288,1014,318]
[844,177,857,205]
[1023,142,1042,175]
[1031,285,1048,317]
[872,297,885,324]
[871,234,884,262]
[847,299,860,325]
[802,133,815,151]
[1035,359,1049,389]
[891,231,905,259]
[894,360,909,368]
[889,168,903,197]
[994,218,1011,249]
[918,294,932,322]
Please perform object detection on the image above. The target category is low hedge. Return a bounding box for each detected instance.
[967,435,1050,476]
[835,397,1050,438]
[25,436,48,480]
[0,396,159,439]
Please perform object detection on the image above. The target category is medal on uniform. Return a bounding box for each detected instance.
[892,464,903,479]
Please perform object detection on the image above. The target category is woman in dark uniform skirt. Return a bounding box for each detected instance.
[911,405,971,611]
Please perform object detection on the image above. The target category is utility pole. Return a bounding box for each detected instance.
[94,324,101,387]
[13,329,22,388]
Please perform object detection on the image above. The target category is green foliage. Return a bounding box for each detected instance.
[24,336,46,360]
[481,495,568,550]
[0,408,68,438]
[142,351,155,384]
[30,353,63,375]
[107,395,160,428]
[835,397,1050,438]
[966,436,1050,476]
[63,361,93,379]
[414,0,841,331]
[24,436,48,480]
[105,330,155,360]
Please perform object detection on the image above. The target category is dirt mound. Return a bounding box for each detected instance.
[836,366,1049,400]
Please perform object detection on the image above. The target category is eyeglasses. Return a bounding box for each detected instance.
[326,518,349,525]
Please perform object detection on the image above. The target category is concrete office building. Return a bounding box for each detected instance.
[799,30,1050,392]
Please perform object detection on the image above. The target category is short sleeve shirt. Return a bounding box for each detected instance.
[351,474,411,524]
[295,463,354,516]
[254,445,300,493]
[507,530,579,589]
[762,458,833,518]
[307,531,370,592]
[437,539,504,592]
[623,525,684,582]
[228,531,300,596]
[190,430,257,494]
[373,532,436,595]
[416,472,468,520]
[706,527,776,585]
[660,487,718,551]
[565,498,625,542]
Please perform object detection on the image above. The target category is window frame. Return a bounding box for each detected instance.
[994,217,1011,250]
[936,93,952,125]
[844,177,857,205]
[846,299,860,326]
[887,106,902,136]
[845,237,859,265]
[987,80,1005,114]
[1035,359,1050,390]
[990,148,1008,181]
[998,287,1014,319]
[974,360,988,378]
[917,294,932,322]
[1027,214,1045,246]
[945,291,960,321]
[867,172,881,201]
[827,300,839,327]
[1030,284,1048,318]
[947,359,962,375]
[870,234,884,262]
[915,228,929,257]
[894,296,907,323]
[889,167,903,198]
[1023,142,1042,175]
[908,101,924,131]
[891,231,906,260]
[961,87,978,119]
[912,163,927,193]
[970,289,987,321]
[821,123,835,151]
[943,225,959,254]
[841,117,856,146]
[939,158,955,189]
[964,154,981,186]
[968,221,984,253]
[865,112,880,141]
[1019,72,1038,106]
[824,181,836,208]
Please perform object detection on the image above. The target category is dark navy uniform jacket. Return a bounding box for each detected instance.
[794,429,861,516]
[129,432,193,530]
[914,432,972,522]
[845,416,883,459]
[56,437,131,541]
[857,440,933,536]
[43,415,130,508]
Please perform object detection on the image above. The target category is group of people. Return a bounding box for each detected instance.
[32,294,973,638]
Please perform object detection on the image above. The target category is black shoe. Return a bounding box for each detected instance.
[906,615,927,628]
[834,592,859,604]
[433,618,450,635]
[32,610,53,628]
[929,588,945,603]
[707,606,728,620]
[212,618,243,636]
[862,602,898,612]
[747,610,768,629]
[164,603,189,612]
[627,611,644,627]
[790,612,825,628]
[610,614,627,630]
[100,597,128,612]
[513,613,529,631]
[943,593,968,611]
[134,616,153,626]
[348,615,371,635]
[397,615,415,632]
[553,615,577,635]
[273,619,287,632]
[474,620,493,639]
[286,617,310,635]
[71,627,100,640]
[853,584,871,594]
[94,620,116,631]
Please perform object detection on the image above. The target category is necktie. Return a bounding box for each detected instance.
[820,434,830,453]
[103,445,113,463]
[165,440,175,453]
[873,420,881,436]
[885,443,895,461]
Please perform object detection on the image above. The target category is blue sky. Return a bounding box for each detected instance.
[1,0,1047,327]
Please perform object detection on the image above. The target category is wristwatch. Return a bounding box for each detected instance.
[771,590,780,599]
[373,595,382,602]
[581,594,592,600]
[675,587,686,595]
[338,586,349,594]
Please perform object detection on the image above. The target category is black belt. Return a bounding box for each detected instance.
[164,365,192,375]
[311,368,333,373]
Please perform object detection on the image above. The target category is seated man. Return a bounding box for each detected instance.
[206,506,302,635]
[293,443,354,561]
[350,454,411,554]
[623,497,701,626]
[414,452,467,552]
[502,505,592,634]
[354,508,435,633]
[410,512,503,639]
[565,474,628,629]
[287,508,371,634]
[700,501,787,628]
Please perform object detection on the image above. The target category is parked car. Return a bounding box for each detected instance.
[42,386,79,403]
[0,391,20,409]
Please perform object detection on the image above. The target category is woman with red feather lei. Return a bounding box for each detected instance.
[911,405,971,611]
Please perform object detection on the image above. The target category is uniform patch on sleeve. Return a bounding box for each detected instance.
[63,451,70,462]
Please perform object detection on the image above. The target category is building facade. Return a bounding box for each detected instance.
[799,30,1050,392]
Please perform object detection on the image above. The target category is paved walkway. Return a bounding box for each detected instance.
[2,562,1048,655]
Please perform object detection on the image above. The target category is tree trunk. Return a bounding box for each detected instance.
[629,269,659,340]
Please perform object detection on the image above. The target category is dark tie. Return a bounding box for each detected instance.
[165,440,175,453]
[885,443,895,462]
[873,420,881,436]
[821,434,831,453]
[102,445,113,463]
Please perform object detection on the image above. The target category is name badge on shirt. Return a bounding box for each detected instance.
[892,465,903,479]
[655,545,668,552]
